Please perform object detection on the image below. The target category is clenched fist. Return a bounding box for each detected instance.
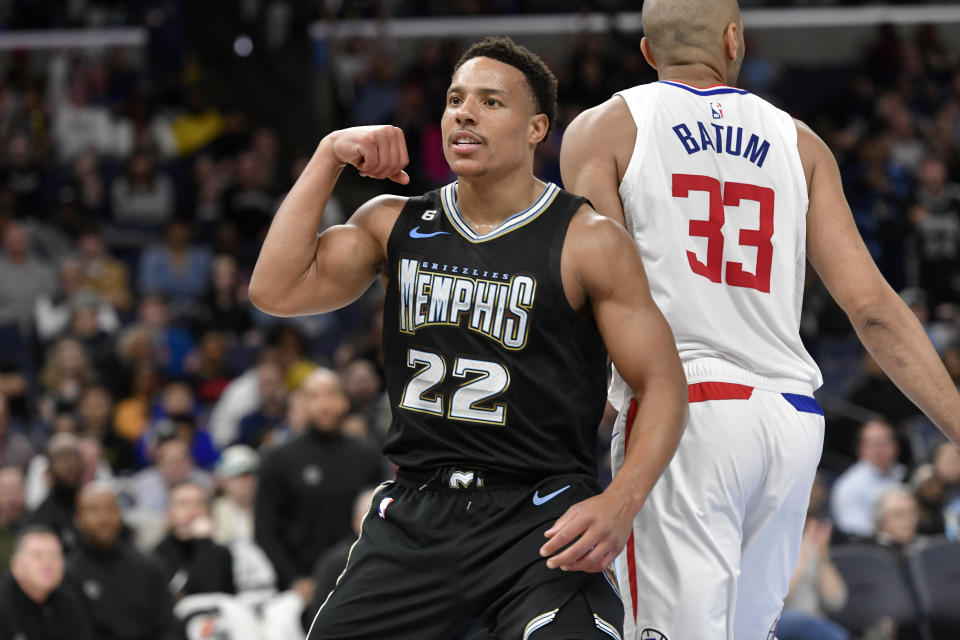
[326,125,411,185]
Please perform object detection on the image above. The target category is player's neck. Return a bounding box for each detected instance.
[455,171,546,232]
[658,62,732,88]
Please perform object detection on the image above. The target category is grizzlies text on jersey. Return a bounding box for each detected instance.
[382,182,607,478]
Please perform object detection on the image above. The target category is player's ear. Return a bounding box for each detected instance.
[723,22,740,63]
[640,37,658,70]
[528,113,549,146]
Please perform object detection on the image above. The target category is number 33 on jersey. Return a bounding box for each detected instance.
[608,80,821,413]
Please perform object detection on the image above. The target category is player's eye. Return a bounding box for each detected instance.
[448,96,461,105]
[486,98,500,107]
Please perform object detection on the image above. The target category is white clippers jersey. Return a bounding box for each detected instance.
[609,81,822,408]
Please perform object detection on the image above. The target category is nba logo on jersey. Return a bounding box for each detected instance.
[710,102,723,119]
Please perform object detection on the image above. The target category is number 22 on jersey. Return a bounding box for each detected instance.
[672,173,775,293]
[400,348,510,425]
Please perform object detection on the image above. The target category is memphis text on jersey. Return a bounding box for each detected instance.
[672,121,771,168]
[397,256,535,350]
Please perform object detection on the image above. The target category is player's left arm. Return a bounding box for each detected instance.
[540,208,688,573]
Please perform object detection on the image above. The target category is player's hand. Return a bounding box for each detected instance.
[539,492,634,573]
[326,125,410,184]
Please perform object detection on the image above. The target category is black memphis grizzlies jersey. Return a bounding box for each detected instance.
[382,181,607,478]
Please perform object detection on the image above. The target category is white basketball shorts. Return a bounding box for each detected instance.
[611,381,824,640]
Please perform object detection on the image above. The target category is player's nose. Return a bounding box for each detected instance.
[455,97,478,125]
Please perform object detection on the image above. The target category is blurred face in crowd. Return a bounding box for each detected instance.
[11,532,64,603]
[919,157,947,193]
[221,473,256,510]
[342,359,381,407]
[47,435,83,490]
[858,421,899,472]
[77,232,105,260]
[442,56,547,179]
[876,489,919,546]
[75,484,123,551]
[155,439,193,488]
[933,443,960,484]
[165,221,191,251]
[59,260,84,296]
[53,338,88,377]
[3,222,29,262]
[211,255,238,293]
[162,382,195,417]
[0,467,25,527]
[302,369,350,432]
[167,483,210,540]
[78,386,112,435]
[257,362,285,405]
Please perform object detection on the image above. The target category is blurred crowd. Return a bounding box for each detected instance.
[0,2,959,639]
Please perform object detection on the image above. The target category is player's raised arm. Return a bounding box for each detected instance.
[800,120,960,445]
[540,208,687,573]
[249,125,410,317]
[559,97,634,227]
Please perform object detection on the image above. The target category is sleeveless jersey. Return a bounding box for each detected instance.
[609,81,822,410]
[381,182,607,478]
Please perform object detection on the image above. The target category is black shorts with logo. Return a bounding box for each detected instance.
[305,468,624,640]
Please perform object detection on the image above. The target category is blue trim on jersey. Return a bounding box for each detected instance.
[781,393,824,416]
[660,80,749,96]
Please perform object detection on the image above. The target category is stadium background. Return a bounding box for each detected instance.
[0,1,959,638]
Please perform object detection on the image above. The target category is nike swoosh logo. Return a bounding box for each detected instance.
[532,484,571,506]
[409,226,449,239]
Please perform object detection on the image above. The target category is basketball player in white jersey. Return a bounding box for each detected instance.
[559,1,960,638]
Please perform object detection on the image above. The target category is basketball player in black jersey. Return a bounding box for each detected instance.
[250,37,686,640]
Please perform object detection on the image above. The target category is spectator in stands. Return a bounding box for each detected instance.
[24,429,112,515]
[340,358,388,440]
[255,368,384,592]
[213,445,259,546]
[67,482,181,640]
[35,258,120,343]
[197,254,252,336]
[140,381,217,470]
[184,330,234,407]
[236,361,286,448]
[832,420,908,538]
[0,220,56,333]
[912,156,960,309]
[0,525,92,639]
[153,481,236,599]
[210,349,282,449]
[138,219,212,309]
[77,385,136,473]
[301,486,376,632]
[1,132,45,217]
[110,150,176,230]
[212,445,277,593]
[136,294,196,378]
[0,394,32,470]
[911,463,946,536]
[70,148,106,216]
[38,336,97,423]
[76,227,132,312]
[873,486,924,556]
[0,466,25,567]
[221,150,277,245]
[27,432,85,552]
[129,433,211,552]
[48,53,112,162]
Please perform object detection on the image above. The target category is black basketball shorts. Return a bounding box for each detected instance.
[305,468,624,640]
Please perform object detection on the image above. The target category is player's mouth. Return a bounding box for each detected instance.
[450,130,484,154]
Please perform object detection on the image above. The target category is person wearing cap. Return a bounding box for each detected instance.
[66,482,181,640]
[213,445,278,595]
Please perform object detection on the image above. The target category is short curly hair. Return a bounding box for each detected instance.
[453,36,559,142]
